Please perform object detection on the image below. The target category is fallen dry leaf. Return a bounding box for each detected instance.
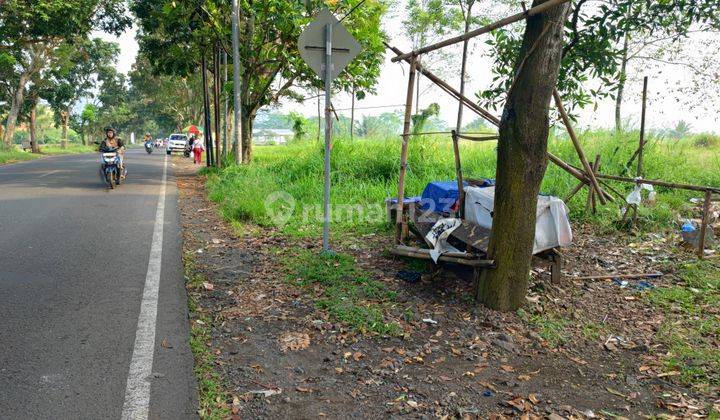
[278,331,310,352]
[500,365,516,373]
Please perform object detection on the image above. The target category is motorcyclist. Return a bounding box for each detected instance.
[99,126,126,179]
[144,133,153,149]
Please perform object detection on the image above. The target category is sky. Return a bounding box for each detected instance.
[94,6,719,133]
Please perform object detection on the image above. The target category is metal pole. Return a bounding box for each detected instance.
[322,23,333,252]
[231,0,242,164]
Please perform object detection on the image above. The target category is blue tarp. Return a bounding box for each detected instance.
[421,179,494,212]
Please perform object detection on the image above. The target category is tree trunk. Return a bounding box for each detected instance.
[60,110,68,149]
[3,45,45,148]
[240,109,253,164]
[615,33,629,133]
[3,70,31,148]
[29,101,41,154]
[201,52,214,167]
[478,0,570,311]
[213,42,222,167]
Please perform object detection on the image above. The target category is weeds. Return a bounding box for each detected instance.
[183,252,231,419]
[529,312,569,347]
[648,261,720,390]
[205,131,720,237]
[280,249,401,335]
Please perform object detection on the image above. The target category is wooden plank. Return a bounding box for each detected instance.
[391,245,495,267]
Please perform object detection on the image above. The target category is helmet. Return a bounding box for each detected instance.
[145,132,151,136]
[104,126,116,133]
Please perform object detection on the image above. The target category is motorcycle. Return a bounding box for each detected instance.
[144,140,153,154]
[100,147,124,189]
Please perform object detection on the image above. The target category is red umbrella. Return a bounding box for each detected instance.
[186,125,202,135]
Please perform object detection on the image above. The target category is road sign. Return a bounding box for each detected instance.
[298,9,362,252]
[299,9,361,82]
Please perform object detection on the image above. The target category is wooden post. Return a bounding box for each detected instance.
[396,58,418,243]
[637,76,648,178]
[553,90,607,204]
[698,189,712,259]
[451,130,465,218]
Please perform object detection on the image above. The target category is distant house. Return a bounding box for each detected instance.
[253,128,293,145]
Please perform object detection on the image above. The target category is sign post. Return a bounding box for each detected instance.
[299,9,361,252]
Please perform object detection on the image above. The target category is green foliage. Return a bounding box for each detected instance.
[289,112,309,141]
[0,144,94,164]
[411,103,440,135]
[647,261,720,390]
[205,129,720,239]
[183,252,231,419]
[692,133,720,148]
[529,312,568,347]
[133,0,388,126]
[479,1,720,114]
[280,249,400,335]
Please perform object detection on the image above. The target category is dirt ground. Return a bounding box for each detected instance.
[175,160,718,419]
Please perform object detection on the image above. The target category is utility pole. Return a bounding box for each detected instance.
[231,0,243,164]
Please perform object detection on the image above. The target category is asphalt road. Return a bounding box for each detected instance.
[0,149,197,419]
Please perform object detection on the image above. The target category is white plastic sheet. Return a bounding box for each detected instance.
[425,218,463,262]
[464,186,573,254]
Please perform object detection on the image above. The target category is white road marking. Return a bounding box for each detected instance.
[120,155,168,420]
[37,170,60,178]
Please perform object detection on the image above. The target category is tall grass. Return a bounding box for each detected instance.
[205,130,720,236]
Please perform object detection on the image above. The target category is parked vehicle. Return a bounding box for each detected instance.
[100,148,123,189]
[166,134,188,155]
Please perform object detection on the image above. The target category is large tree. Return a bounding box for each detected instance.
[0,0,129,148]
[39,38,120,147]
[133,0,387,162]
[478,0,571,310]
[479,1,720,118]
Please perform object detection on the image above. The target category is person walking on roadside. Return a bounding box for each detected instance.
[192,136,205,165]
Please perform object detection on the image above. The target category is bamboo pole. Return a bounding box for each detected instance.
[553,90,607,204]
[575,272,663,281]
[451,130,465,218]
[388,44,616,201]
[698,189,712,259]
[637,76,648,178]
[585,171,720,194]
[386,44,500,127]
[392,245,495,267]
[396,58,418,243]
[391,0,571,62]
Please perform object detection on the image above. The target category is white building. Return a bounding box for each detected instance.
[252,128,294,145]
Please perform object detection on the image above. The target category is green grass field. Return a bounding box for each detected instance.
[205,130,720,236]
[0,144,96,165]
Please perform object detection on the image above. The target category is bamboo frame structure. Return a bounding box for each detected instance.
[395,57,417,243]
[391,0,572,62]
[386,0,717,286]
